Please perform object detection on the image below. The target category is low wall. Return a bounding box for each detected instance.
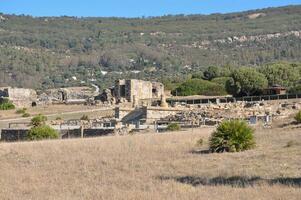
[1,129,29,141]
[114,107,135,119]
[1,128,115,142]
[145,107,186,123]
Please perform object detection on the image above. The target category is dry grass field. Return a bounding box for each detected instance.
[0,126,300,200]
[0,105,114,129]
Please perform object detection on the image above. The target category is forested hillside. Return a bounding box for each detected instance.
[0,5,301,90]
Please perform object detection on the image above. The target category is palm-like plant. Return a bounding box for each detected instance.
[209,120,255,153]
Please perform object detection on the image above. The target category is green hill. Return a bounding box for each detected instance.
[0,5,301,89]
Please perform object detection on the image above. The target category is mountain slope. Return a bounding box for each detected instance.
[0,5,301,89]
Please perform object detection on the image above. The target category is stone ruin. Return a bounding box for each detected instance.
[0,79,166,108]
[97,79,165,106]
[38,87,95,105]
[160,100,301,127]
[0,87,37,108]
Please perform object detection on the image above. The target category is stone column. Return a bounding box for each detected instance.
[160,95,168,108]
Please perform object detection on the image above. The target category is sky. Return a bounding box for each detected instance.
[0,0,301,17]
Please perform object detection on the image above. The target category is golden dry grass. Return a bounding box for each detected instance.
[0,127,300,200]
[0,105,114,129]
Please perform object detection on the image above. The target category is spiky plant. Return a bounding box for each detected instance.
[209,120,255,153]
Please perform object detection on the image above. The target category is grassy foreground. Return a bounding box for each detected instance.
[0,127,300,200]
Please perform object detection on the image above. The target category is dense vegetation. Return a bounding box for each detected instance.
[172,79,227,96]
[0,6,301,90]
[171,62,301,96]
[27,114,59,140]
[209,120,255,153]
[27,125,59,140]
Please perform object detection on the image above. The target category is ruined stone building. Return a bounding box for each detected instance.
[39,87,95,104]
[114,79,164,104]
[0,87,37,107]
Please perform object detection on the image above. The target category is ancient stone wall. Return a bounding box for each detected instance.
[0,87,37,107]
[128,79,153,102]
[114,79,164,104]
[41,87,93,104]
[145,107,184,123]
[152,82,164,98]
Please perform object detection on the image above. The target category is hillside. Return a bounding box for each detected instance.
[0,5,301,89]
[0,126,300,199]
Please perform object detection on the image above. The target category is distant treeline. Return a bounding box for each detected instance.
[165,62,301,97]
[0,5,301,89]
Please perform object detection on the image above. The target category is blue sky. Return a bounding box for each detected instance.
[0,0,301,17]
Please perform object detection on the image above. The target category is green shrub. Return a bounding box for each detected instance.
[167,123,181,131]
[31,114,47,127]
[0,99,15,110]
[27,125,59,140]
[22,113,30,118]
[294,111,301,124]
[209,120,255,153]
[172,79,228,96]
[55,116,62,120]
[16,108,27,114]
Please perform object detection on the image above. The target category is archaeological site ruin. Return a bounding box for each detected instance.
[1,78,301,141]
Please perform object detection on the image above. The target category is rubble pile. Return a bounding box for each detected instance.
[164,101,301,123]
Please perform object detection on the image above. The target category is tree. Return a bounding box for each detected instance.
[259,63,300,87]
[27,125,59,140]
[27,114,58,140]
[229,67,268,96]
[203,66,221,80]
[172,79,228,96]
[30,114,47,127]
[209,120,255,153]
[204,66,232,81]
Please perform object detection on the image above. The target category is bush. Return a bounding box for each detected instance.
[294,111,301,123]
[167,123,181,131]
[27,125,59,140]
[16,108,27,114]
[0,99,15,110]
[22,113,30,118]
[55,116,62,120]
[31,114,47,127]
[209,120,255,153]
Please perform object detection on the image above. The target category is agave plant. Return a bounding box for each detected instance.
[209,120,255,153]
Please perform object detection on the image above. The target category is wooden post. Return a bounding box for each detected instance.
[80,121,84,138]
